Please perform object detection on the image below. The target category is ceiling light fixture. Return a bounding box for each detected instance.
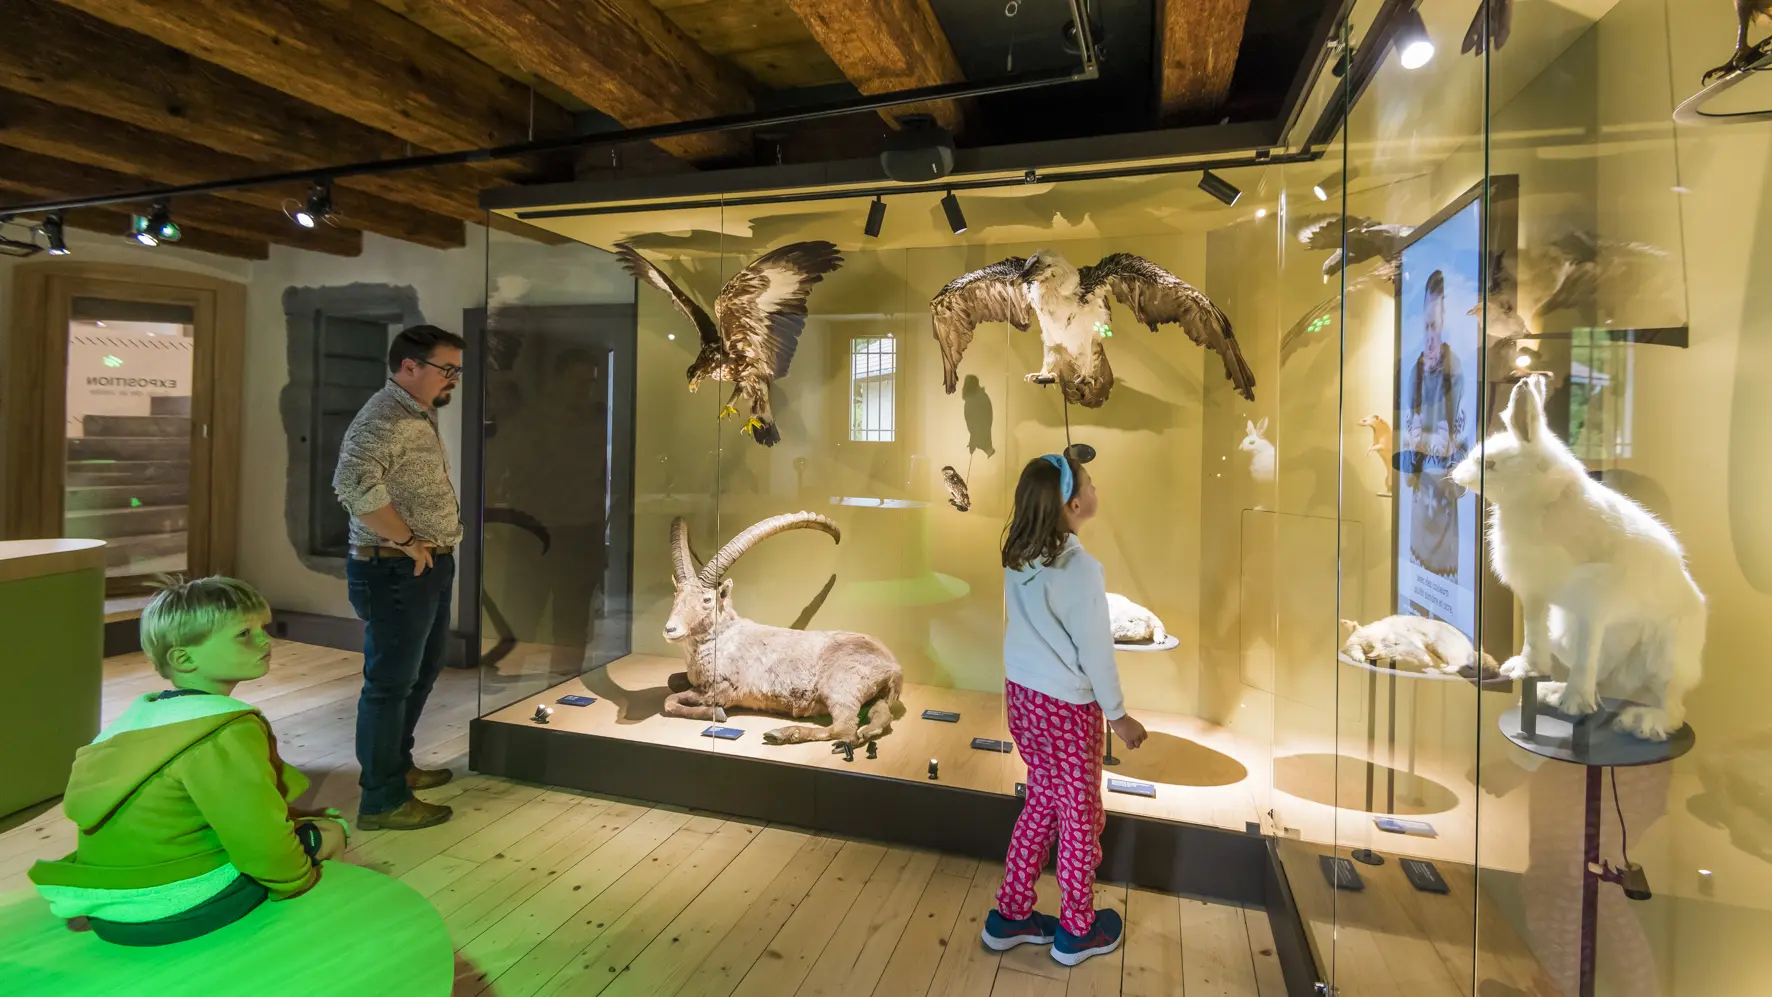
[864,195,886,238]
[1198,170,1242,207]
[292,179,334,229]
[43,213,70,255]
[1396,7,1436,70]
[941,190,967,234]
[133,202,179,246]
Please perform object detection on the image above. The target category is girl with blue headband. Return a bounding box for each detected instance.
[981,453,1146,966]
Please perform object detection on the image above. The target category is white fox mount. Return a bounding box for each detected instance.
[663,512,905,747]
[1108,593,1168,645]
[1341,615,1497,680]
[1450,375,1706,741]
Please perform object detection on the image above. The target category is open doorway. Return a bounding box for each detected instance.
[6,263,246,597]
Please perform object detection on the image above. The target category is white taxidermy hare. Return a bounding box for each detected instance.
[1449,375,1706,740]
[1341,615,1497,679]
[1240,418,1275,483]
[1107,593,1168,644]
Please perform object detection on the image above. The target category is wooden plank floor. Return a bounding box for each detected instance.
[0,642,1283,997]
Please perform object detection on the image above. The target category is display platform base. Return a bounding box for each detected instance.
[472,656,1267,901]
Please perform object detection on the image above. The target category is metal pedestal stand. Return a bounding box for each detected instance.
[1338,652,1515,814]
[1499,677,1695,997]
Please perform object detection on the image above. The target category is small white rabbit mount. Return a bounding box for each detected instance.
[1340,615,1497,679]
[1240,418,1275,484]
[1449,374,1707,741]
[1108,593,1168,645]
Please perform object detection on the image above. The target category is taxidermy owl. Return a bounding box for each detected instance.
[614,241,843,447]
[931,251,1255,407]
[939,465,971,512]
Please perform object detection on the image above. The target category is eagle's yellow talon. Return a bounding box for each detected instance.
[740,417,765,436]
[717,404,739,420]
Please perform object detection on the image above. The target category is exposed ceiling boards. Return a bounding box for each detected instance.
[0,0,1337,259]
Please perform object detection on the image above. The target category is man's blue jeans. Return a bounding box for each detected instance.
[347,552,455,816]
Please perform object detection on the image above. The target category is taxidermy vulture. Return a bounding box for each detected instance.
[1296,214,1414,279]
[1462,0,1513,56]
[614,241,843,447]
[1705,0,1772,83]
[663,512,905,747]
[931,251,1255,406]
[940,466,971,512]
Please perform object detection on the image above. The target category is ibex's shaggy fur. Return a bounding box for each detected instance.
[663,512,904,747]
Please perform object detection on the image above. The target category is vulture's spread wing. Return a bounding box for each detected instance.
[1082,253,1256,401]
[930,258,1032,394]
[1280,258,1401,360]
[713,241,845,379]
[612,243,720,348]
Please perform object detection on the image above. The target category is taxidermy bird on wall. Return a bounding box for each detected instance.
[940,466,971,512]
[1461,0,1513,56]
[931,251,1255,406]
[614,241,843,446]
[1704,0,1772,83]
[1295,214,1414,279]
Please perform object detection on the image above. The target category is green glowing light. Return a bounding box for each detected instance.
[102,355,123,368]
[1093,321,1113,338]
[130,497,142,508]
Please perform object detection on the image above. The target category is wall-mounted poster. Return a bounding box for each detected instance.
[1393,189,1485,642]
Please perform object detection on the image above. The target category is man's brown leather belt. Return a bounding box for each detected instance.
[348,544,454,560]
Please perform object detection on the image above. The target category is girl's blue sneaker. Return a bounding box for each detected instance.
[1051,908,1123,966]
[981,909,1060,950]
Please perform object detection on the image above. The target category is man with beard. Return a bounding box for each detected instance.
[332,325,466,830]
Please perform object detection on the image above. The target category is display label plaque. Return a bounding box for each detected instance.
[557,695,596,707]
[1320,855,1365,892]
[922,709,961,723]
[1106,778,1156,798]
[1374,816,1438,837]
[1401,858,1450,894]
[701,726,746,740]
[970,737,1014,753]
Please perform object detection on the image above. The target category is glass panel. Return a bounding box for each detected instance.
[63,298,196,579]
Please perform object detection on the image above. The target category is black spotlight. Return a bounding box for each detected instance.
[940,190,967,234]
[1198,171,1242,207]
[132,202,179,246]
[43,213,70,256]
[864,196,886,238]
[1395,7,1436,70]
[293,180,334,229]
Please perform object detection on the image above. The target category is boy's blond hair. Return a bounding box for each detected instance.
[140,576,272,679]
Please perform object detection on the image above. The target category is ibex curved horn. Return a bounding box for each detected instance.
[669,518,699,583]
[698,512,840,586]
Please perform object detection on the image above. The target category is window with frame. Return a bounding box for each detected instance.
[850,336,896,443]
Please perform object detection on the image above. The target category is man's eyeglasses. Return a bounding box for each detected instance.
[421,359,465,380]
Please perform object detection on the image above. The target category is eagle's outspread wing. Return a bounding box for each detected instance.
[930,258,1032,394]
[612,243,720,348]
[1081,253,1256,401]
[713,241,844,379]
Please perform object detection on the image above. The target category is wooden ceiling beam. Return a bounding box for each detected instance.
[0,90,466,250]
[0,146,364,256]
[1,1,490,222]
[51,0,573,180]
[782,0,967,132]
[1158,0,1252,124]
[406,0,756,161]
[0,183,270,260]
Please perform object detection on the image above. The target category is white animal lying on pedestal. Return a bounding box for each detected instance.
[663,512,904,747]
[1108,593,1168,644]
[1340,615,1497,679]
[1449,374,1706,741]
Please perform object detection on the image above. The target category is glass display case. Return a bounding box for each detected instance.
[468,0,1772,989]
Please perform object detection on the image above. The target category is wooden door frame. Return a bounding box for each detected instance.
[5,262,246,590]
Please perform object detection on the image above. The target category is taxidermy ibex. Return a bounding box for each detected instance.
[664,512,904,747]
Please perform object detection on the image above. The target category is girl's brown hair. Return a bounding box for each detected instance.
[1001,455,1080,571]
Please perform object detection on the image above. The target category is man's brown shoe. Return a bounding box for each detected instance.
[407,766,454,790]
[358,798,453,831]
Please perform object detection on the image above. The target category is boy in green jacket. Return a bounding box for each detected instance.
[28,576,349,946]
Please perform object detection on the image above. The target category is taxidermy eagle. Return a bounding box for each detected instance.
[614,241,843,446]
[930,250,1254,407]
[1295,214,1414,279]
[1705,0,1772,83]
